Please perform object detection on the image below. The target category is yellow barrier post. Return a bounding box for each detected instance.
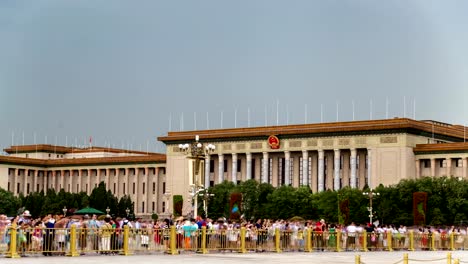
[239,227,246,253]
[387,231,393,251]
[403,253,409,264]
[201,226,208,254]
[431,233,436,251]
[336,229,342,252]
[5,223,20,258]
[121,225,132,256]
[454,258,460,264]
[169,225,178,255]
[408,230,414,251]
[362,231,367,252]
[450,232,455,251]
[355,254,361,264]
[306,229,312,252]
[67,225,79,257]
[447,252,452,264]
[275,228,281,253]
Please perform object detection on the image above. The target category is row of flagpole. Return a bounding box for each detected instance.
[169,97,421,131]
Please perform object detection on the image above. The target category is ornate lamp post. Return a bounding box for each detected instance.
[63,206,67,217]
[363,189,379,225]
[106,206,110,216]
[125,208,130,218]
[179,135,215,219]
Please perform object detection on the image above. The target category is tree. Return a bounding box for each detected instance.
[0,187,20,216]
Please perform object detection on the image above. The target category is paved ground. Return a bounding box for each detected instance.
[2,251,468,264]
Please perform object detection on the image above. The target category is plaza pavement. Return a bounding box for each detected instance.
[2,251,468,264]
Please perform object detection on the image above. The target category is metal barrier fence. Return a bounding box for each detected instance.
[1,223,467,258]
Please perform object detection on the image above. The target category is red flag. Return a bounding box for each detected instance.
[89,136,92,145]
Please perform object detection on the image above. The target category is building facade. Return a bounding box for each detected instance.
[0,145,167,218]
[158,118,468,216]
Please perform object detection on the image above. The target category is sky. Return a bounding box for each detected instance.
[1,0,467,153]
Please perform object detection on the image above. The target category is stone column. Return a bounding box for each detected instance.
[262,152,269,183]
[246,153,252,180]
[232,153,238,184]
[334,149,341,191]
[205,155,210,189]
[302,150,308,186]
[446,158,452,177]
[318,150,325,192]
[33,170,38,192]
[415,160,420,178]
[463,158,468,179]
[367,148,372,188]
[106,169,110,191]
[87,169,91,194]
[60,170,65,191]
[125,168,130,195]
[218,154,224,183]
[430,158,436,177]
[350,149,357,188]
[23,169,29,194]
[284,151,291,186]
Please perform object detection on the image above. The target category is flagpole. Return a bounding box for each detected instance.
[247,107,251,127]
[11,131,14,147]
[22,131,25,145]
[276,99,279,126]
[194,112,197,130]
[235,108,237,128]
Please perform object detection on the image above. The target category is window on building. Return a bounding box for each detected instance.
[142,202,145,213]
[162,182,166,194]
[123,183,126,194]
[68,184,70,192]
[289,158,294,186]
[268,158,273,184]
[37,184,40,192]
[210,181,214,187]
[440,160,446,168]
[299,157,303,185]
[27,183,30,194]
[279,158,284,186]
[133,183,135,194]
[251,159,256,179]
[143,183,145,194]
[57,155,59,158]
[17,183,20,193]
[237,159,242,173]
[49,154,51,158]
[224,160,228,173]
[86,184,88,193]
[152,202,155,212]
[237,180,241,185]
[162,202,166,213]
[210,160,215,173]
[423,160,430,168]
[356,155,360,169]
[113,183,116,194]
[8,182,10,192]
[26,154,29,158]
[308,156,312,186]
[340,155,344,170]
[456,159,462,168]
[76,184,79,193]
[153,182,156,194]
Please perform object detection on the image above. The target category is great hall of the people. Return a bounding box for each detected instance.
[1,118,468,217]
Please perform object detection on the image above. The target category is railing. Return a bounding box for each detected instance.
[1,224,467,258]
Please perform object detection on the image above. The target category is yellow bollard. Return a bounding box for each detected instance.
[239,227,246,253]
[355,254,361,264]
[67,225,79,257]
[403,253,409,264]
[169,225,178,255]
[121,225,132,255]
[387,231,393,252]
[336,229,342,252]
[362,231,367,252]
[5,223,20,258]
[201,226,208,254]
[306,228,312,252]
[450,232,455,251]
[275,228,281,253]
[409,230,414,251]
[431,232,436,251]
[454,258,460,264]
[447,252,452,264]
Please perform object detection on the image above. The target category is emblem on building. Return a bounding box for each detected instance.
[268,135,280,149]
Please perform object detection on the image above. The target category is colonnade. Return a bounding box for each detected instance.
[416,157,468,178]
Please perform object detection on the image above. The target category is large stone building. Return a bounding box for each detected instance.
[158,118,468,215]
[0,145,167,217]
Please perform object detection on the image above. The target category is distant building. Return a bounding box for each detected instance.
[0,145,166,218]
[158,118,468,216]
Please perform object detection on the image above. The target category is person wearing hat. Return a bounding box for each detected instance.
[182,219,197,250]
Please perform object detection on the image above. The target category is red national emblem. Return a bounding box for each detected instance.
[268,135,280,149]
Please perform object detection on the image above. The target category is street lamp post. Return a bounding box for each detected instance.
[125,208,130,218]
[201,191,215,218]
[363,189,379,225]
[179,135,215,219]
[106,206,110,216]
[63,206,67,217]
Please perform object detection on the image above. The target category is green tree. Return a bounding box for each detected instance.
[0,187,20,216]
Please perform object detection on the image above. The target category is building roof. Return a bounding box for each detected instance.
[0,154,166,167]
[4,144,160,156]
[414,142,468,154]
[158,118,467,143]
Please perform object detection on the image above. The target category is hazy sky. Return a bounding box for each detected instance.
[1,1,467,153]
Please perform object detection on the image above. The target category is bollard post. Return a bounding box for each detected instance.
[450,232,455,251]
[306,228,312,252]
[201,226,208,254]
[387,231,393,252]
[336,229,342,252]
[447,252,452,264]
[362,231,367,252]
[239,227,246,253]
[5,223,20,258]
[169,225,178,255]
[403,253,409,264]
[121,225,132,255]
[454,258,460,264]
[409,230,414,251]
[275,228,281,253]
[67,225,79,257]
[355,254,361,264]
[431,232,436,251]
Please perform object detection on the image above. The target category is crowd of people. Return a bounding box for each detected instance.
[1,210,468,256]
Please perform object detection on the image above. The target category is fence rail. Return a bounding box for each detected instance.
[0,224,467,258]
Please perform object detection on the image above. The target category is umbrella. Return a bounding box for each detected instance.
[74,207,105,215]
